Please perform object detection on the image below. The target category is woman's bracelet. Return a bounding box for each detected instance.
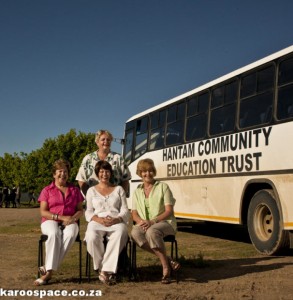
[51,214,59,221]
[152,217,159,224]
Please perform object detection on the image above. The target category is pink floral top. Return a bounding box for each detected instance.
[38,182,84,223]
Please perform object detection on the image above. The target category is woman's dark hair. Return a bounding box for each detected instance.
[52,159,71,175]
[94,160,113,177]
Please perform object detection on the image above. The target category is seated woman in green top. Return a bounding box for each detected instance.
[131,158,180,284]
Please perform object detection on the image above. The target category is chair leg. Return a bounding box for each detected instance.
[123,239,132,280]
[172,240,179,283]
[131,241,137,280]
[120,246,127,277]
[79,241,82,283]
[128,239,132,280]
[174,240,178,261]
[85,251,88,276]
[37,240,42,277]
[86,251,91,282]
[116,245,126,279]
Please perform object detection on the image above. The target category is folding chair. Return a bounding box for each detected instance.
[131,235,179,283]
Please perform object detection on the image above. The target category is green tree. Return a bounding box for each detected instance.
[20,151,42,192]
[0,153,22,187]
[37,129,96,186]
[0,129,96,193]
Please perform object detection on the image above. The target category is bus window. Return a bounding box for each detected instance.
[241,66,274,98]
[150,110,166,150]
[210,81,237,135]
[166,102,185,146]
[186,92,209,141]
[258,66,275,92]
[277,86,293,119]
[241,73,256,98]
[134,117,148,159]
[277,57,293,120]
[124,130,134,165]
[123,120,135,165]
[240,65,274,128]
[240,93,273,127]
[278,56,293,84]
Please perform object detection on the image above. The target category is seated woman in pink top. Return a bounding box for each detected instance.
[34,159,84,286]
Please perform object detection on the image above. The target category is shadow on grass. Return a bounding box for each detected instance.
[134,255,293,284]
[33,255,293,286]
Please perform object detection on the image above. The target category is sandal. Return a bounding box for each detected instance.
[38,266,46,276]
[161,275,171,284]
[34,277,50,286]
[108,274,116,285]
[99,272,115,286]
[168,257,181,271]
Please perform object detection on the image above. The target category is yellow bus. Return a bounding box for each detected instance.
[123,45,293,255]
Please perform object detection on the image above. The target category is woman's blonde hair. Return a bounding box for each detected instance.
[95,129,113,143]
[136,158,157,177]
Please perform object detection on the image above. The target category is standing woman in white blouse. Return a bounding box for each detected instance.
[85,160,129,285]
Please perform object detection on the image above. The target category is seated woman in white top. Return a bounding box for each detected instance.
[84,160,129,285]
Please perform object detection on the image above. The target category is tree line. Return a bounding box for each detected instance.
[0,129,97,194]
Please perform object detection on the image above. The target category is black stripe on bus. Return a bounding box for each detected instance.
[130,168,293,183]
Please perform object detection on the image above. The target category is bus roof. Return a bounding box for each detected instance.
[127,45,293,123]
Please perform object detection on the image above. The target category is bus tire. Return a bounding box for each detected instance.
[247,189,289,255]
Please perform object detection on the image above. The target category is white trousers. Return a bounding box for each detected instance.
[41,220,78,271]
[85,221,129,273]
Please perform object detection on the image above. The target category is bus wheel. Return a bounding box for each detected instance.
[247,189,289,255]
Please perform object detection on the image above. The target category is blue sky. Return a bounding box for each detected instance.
[0,0,292,157]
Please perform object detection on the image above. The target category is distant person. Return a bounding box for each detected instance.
[28,191,36,206]
[3,186,9,208]
[84,160,129,285]
[15,186,21,207]
[76,129,131,196]
[131,158,180,284]
[0,188,3,207]
[34,159,84,286]
[11,187,17,208]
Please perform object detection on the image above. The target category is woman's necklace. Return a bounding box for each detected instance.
[143,184,153,198]
[144,185,153,192]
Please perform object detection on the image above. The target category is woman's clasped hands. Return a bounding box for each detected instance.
[97,215,120,227]
[61,216,77,226]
